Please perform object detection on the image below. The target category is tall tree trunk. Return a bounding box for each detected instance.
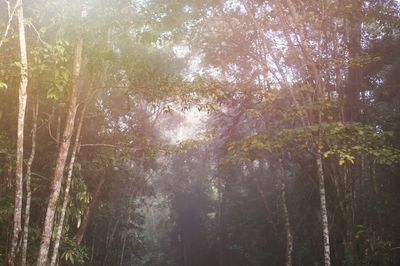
[8,0,28,264]
[21,100,39,266]
[102,217,120,266]
[49,105,87,266]
[216,175,224,266]
[56,113,61,148]
[345,0,362,122]
[36,27,84,266]
[119,234,127,266]
[74,171,108,245]
[90,223,97,263]
[252,173,280,235]
[316,153,331,266]
[369,159,382,231]
[278,160,293,266]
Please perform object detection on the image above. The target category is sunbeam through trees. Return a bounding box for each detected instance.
[0,0,400,265]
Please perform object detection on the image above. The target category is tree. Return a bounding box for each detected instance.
[36,7,85,266]
[1,0,400,265]
[21,99,39,266]
[8,1,28,264]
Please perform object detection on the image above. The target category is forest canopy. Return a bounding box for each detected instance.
[1,0,400,265]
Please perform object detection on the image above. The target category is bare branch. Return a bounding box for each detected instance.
[27,21,51,48]
[42,112,63,145]
[80,143,134,149]
[0,0,20,49]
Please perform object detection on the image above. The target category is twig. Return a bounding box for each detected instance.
[42,112,62,145]
[31,172,50,181]
[27,21,50,48]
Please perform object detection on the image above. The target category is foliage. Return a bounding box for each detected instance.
[1,0,400,265]
[61,237,88,265]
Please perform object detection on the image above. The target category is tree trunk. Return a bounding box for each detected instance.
[217,175,224,266]
[8,0,28,264]
[49,105,87,266]
[90,223,97,263]
[316,153,331,266]
[250,162,280,235]
[36,31,83,266]
[119,234,127,266]
[102,217,120,266]
[21,100,39,266]
[278,160,293,266]
[253,173,280,235]
[56,113,61,148]
[274,1,333,263]
[345,0,362,122]
[74,171,108,245]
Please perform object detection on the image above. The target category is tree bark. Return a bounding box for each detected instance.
[49,105,87,266]
[278,160,293,266]
[316,153,331,266]
[21,100,39,266]
[36,31,83,266]
[8,0,28,264]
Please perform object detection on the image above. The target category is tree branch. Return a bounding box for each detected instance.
[0,0,20,49]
